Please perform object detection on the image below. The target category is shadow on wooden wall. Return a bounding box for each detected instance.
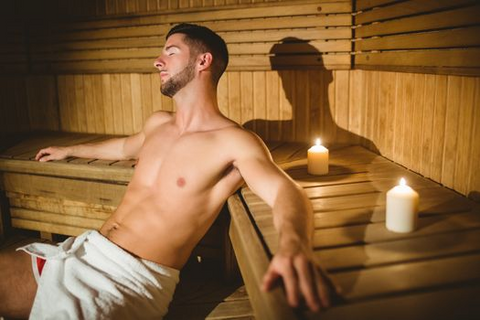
[243,37,379,154]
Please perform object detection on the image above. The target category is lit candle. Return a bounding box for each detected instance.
[307,138,329,175]
[386,178,419,233]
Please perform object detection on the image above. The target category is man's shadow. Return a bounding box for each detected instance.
[243,37,378,153]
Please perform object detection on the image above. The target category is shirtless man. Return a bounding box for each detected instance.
[0,23,337,319]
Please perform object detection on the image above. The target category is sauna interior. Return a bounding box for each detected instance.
[1,0,479,319]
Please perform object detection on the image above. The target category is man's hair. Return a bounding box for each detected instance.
[166,23,229,85]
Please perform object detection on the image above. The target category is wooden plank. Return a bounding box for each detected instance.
[467,78,480,202]
[25,76,60,131]
[32,14,352,43]
[32,27,351,54]
[14,134,106,160]
[355,26,480,51]
[0,132,67,158]
[0,157,133,183]
[46,1,351,32]
[356,0,402,11]
[11,218,89,237]
[3,172,127,206]
[312,211,480,249]
[33,40,351,62]
[8,192,114,220]
[442,76,462,189]
[32,54,352,73]
[249,185,473,217]
[453,77,476,195]
[355,4,480,38]
[355,49,480,68]
[308,283,480,320]
[243,176,439,206]
[227,193,297,320]
[331,253,480,300]
[315,228,480,271]
[355,0,475,25]
[11,208,105,230]
[419,74,436,179]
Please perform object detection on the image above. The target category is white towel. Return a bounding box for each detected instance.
[17,230,179,320]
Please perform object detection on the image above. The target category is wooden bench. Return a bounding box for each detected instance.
[0,131,237,280]
[22,0,352,74]
[228,142,480,319]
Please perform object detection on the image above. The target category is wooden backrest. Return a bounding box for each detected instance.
[21,0,352,74]
[353,0,480,75]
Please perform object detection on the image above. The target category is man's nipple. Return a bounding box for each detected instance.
[177,177,186,188]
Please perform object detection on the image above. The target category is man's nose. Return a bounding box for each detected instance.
[153,57,164,69]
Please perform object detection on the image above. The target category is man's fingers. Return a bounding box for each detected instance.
[313,266,332,309]
[39,155,52,162]
[35,149,49,161]
[281,261,299,308]
[294,258,320,312]
[262,267,280,292]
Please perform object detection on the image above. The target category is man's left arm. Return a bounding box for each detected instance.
[233,132,339,312]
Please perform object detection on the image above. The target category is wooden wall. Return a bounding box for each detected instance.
[345,70,480,200]
[354,0,480,75]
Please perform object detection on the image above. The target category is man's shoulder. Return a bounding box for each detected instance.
[217,126,270,156]
[149,111,174,124]
[143,111,174,134]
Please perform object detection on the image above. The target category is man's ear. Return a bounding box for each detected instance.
[197,53,213,71]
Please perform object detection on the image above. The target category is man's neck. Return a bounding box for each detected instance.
[171,80,222,134]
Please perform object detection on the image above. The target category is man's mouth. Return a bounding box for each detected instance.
[160,71,169,82]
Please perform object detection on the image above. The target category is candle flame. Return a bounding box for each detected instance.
[315,138,321,146]
[400,178,406,186]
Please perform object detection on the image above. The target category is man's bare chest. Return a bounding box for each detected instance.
[132,130,234,192]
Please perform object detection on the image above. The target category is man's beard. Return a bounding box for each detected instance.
[161,60,195,98]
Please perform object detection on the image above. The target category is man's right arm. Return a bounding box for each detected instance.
[35,111,172,162]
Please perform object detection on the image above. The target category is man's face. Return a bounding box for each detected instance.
[154,33,197,98]
[160,57,195,98]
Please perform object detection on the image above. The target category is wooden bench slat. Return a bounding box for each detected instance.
[332,253,480,300]
[311,283,480,320]
[11,208,105,230]
[248,185,473,215]
[355,0,475,25]
[11,218,89,236]
[355,25,480,51]
[0,158,134,182]
[3,172,127,206]
[243,176,439,206]
[316,228,480,271]
[14,134,107,160]
[8,192,114,219]
[355,4,480,37]
[0,132,69,158]
[259,210,480,251]
[314,210,480,248]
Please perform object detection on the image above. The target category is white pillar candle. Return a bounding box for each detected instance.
[386,178,419,233]
[307,138,329,175]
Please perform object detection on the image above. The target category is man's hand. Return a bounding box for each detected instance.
[35,146,70,162]
[261,244,341,313]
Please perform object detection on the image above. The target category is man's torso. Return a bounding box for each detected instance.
[100,115,245,269]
